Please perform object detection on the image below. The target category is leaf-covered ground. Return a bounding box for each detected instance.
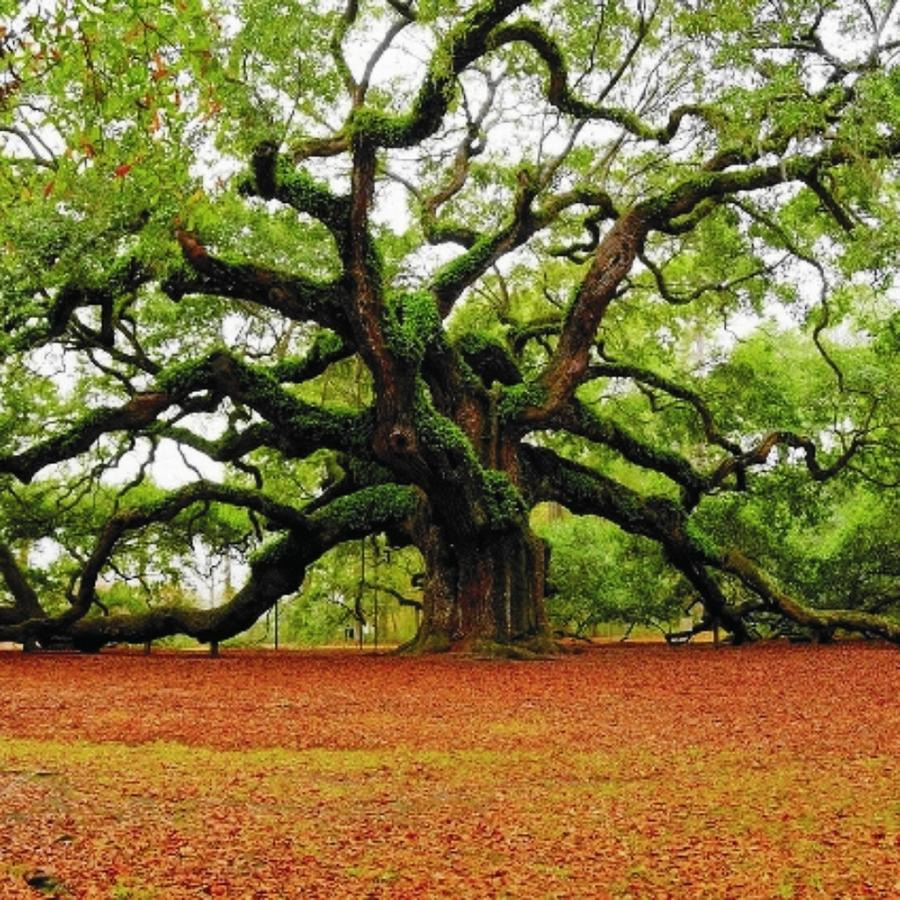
[0,642,897,898]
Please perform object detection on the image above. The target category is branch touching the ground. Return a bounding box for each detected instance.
[0,543,45,625]
[1,483,424,648]
[720,549,900,644]
[521,446,750,639]
[526,443,899,643]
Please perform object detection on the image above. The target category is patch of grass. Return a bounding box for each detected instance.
[110,878,160,899]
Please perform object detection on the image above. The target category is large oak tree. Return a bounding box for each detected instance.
[0,0,897,652]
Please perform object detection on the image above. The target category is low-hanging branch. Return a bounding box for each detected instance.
[58,481,314,627]
[522,444,695,548]
[719,549,900,644]
[0,482,424,647]
[521,444,751,640]
[523,445,898,645]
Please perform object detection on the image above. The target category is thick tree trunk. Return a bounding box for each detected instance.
[405,522,553,655]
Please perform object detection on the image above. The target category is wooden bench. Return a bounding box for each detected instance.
[664,630,694,646]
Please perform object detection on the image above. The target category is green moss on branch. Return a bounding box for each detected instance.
[498,382,549,423]
[384,291,442,363]
[348,0,528,149]
[310,484,420,540]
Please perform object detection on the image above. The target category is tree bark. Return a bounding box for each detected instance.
[406,518,552,655]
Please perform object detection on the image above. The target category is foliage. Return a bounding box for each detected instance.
[0,0,897,650]
[538,513,685,635]
[285,537,421,646]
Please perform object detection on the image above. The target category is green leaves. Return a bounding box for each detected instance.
[538,512,684,633]
[1,0,897,647]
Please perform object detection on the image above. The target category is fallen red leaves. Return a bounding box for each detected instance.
[0,642,897,897]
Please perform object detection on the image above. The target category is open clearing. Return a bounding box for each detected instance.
[0,642,897,898]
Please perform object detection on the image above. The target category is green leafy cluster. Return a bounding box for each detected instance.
[683,517,721,563]
[538,513,686,636]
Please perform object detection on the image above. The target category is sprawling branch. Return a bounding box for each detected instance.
[522,444,693,547]
[537,400,709,504]
[269,331,354,383]
[586,362,743,456]
[710,429,864,489]
[486,19,709,143]
[578,368,872,495]
[0,483,424,647]
[163,230,352,337]
[523,133,899,423]
[58,481,313,627]
[720,549,900,643]
[158,351,375,460]
[287,0,529,161]
[430,183,617,315]
[245,143,351,238]
[645,137,900,228]
[524,445,898,644]
[0,350,375,484]
[521,445,749,639]
[0,392,172,483]
[534,207,651,414]
[349,0,528,148]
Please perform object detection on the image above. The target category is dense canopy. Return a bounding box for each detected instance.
[0,0,897,652]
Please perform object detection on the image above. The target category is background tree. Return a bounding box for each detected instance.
[538,512,687,638]
[0,0,897,653]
